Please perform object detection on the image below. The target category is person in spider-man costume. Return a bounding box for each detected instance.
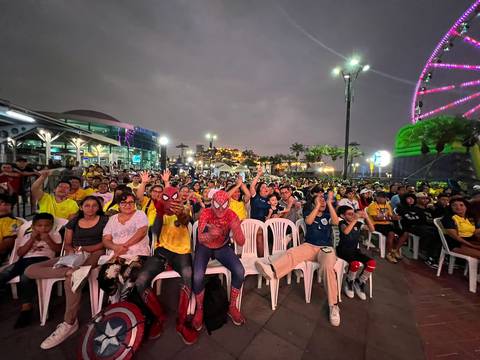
[134,186,198,345]
[192,190,246,331]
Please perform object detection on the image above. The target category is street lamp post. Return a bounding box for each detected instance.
[332,58,370,180]
[159,136,169,171]
[205,133,217,174]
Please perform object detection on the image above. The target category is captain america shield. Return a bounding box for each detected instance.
[79,302,145,360]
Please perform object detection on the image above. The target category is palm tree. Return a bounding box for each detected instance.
[289,143,305,172]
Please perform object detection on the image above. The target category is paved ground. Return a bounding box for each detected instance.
[0,248,478,360]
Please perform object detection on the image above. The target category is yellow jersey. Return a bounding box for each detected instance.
[141,197,157,227]
[156,214,191,254]
[229,199,247,221]
[367,202,393,225]
[38,193,79,220]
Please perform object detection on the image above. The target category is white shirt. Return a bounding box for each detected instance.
[103,210,150,257]
[93,191,113,204]
[16,231,62,259]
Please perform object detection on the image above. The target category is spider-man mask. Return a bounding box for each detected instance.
[211,190,230,218]
[160,186,181,215]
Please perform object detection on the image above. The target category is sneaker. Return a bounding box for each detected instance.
[40,320,79,349]
[353,280,367,300]
[71,265,92,293]
[14,309,33,329]
[255,260,275,281]
[386,252,398,264]
[424,258,439,269]
[329,305,340,327]
[343,280,354,299]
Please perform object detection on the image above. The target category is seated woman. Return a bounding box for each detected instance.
[227,176,251,221]
[441,197,480,258]
[26,196,107,349]
[0,213,61,328]
[103,184,132,216]
[336,206,375,301]
[98,193,150,299]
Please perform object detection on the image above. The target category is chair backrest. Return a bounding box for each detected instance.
[265,218,297,254]
[332,225,341,247]
[238,219,266,258]
[295,218,306,244]
[433,217,452,254]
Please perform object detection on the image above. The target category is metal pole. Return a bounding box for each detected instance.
[160,145,167,171]
[343,76,352,180]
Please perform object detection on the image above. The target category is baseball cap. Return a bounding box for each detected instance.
[473,185,480,191]
[360,188,373,195]
[415,192,429,198]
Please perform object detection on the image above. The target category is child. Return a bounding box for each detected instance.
[0,213,61,327]
[336,206,376,300]
[266,194,285,220]
[0,194,23,263]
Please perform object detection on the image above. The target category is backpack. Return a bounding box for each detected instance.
[203,276,229,334]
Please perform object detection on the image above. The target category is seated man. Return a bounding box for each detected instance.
[255,191,341,326]
[31,170,79,220]
[367,192,405,263]
[0,194,23,262]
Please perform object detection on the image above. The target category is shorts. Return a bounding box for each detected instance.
[374,224,395,236]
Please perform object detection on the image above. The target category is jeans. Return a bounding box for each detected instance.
[0,256,49,304]
[136,247,193,294]
[193,243,245,294]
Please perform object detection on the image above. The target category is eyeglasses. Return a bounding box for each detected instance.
[120,201,136,206]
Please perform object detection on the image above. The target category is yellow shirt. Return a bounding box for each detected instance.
[229,199,247,221]
[367,202,393,225]
[127,183,140,191]
[38,193,79,220]
[0,216,22,245]
[68,188,88,202]
[452,215,476,238]
[141,197,157,227]
[156,214,191,254]
[103,200,119,214]
[84,188,96,196]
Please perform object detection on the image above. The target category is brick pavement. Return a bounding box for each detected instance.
[1,250,477,360]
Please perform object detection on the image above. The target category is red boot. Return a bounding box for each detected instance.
[176,286,199,345]
[228,287,245,326]
[142,288,167,340]
[192,290,205,331]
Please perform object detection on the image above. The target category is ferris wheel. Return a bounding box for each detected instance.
[411,0,480,123]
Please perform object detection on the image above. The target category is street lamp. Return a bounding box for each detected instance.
[332,56,370,180]
[159,136,169,171]
[205,133,217,149]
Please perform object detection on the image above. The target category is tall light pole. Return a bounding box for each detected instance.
[205,133,217,173]
[332,57,370,180]
[159,136,169,171]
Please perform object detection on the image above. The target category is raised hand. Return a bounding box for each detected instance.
[161,169,171,184]
[236,175,243,186]
[140,171,150,184]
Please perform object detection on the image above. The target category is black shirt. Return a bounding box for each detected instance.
[66,215,109,247]
[337,219,363,253]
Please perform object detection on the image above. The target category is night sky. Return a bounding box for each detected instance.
[0,0,474,157]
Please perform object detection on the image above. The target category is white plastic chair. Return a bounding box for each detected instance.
[295,218,306,244]
[308,257,347,303]
[191,221,231,298]
[367,231,386,258]
[408,234,420,260]
[265,219,313,308]
[5,217,26,299]
[434,218,479,293]
[234,219,274,309]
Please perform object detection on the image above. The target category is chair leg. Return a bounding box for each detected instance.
[10,283,18,300]
[303,268,313,304]
[437,249,445,277]
[57,281,63,297]
[369,273,373,298]
[269,278,278,310]
[155,279,162,295]
[413,236,419,260]
[379,235,386,259]
[88,271,100,316]
[225,273,232,301]
[448,256,456,275]
[287,272,292,285]
[238,285,244,311]
[257,274,262,289]
[38,280,55,326]
[468,259,478,293]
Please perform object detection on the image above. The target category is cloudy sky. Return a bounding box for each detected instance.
[0,0,474,156]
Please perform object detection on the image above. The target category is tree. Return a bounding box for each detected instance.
[289,143,305,172]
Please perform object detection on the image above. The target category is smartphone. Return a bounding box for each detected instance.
[321,247,333,253]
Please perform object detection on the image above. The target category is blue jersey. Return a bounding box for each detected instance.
[305,212,333,247]
[250,194,270,222]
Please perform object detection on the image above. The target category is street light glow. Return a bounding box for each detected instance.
[159,136,169,145]
[362,64,370,72]
[332,67,341,76]
[349,57,360,66]
[205,133,211,139]
[187,156,193,163]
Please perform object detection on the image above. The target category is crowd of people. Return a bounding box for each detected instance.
[0,160,479,353]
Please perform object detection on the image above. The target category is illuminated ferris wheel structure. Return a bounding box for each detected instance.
[411,0,480,123]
